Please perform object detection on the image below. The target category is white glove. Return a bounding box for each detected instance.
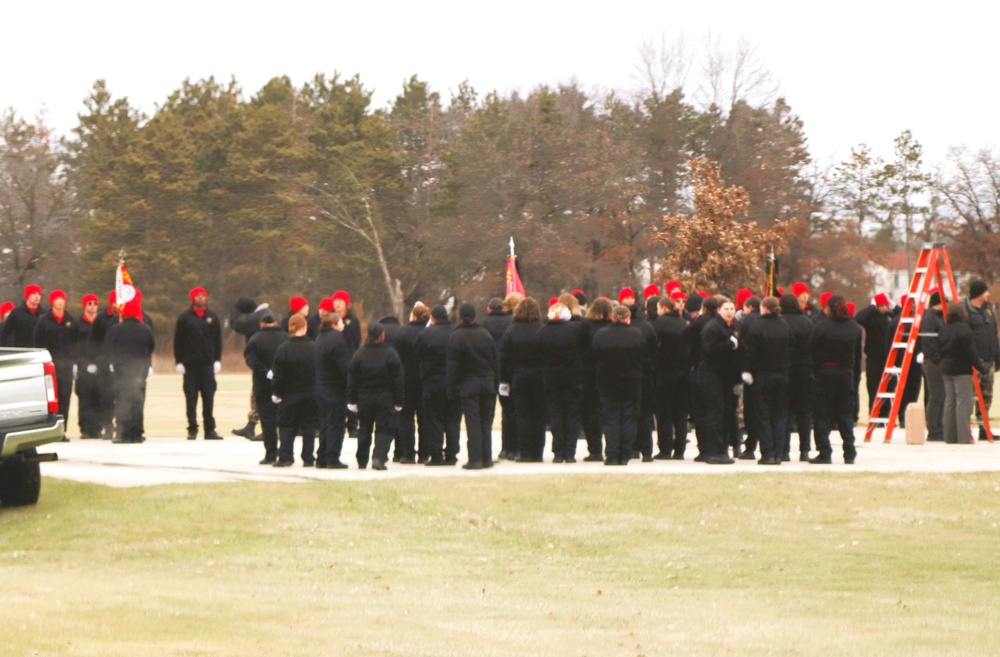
[109,364,114,373]
[730,336,739,349]
[73,364,78,379]
[916,353,924,365]
[741,372,754,385]
[498,383,510,397]
[148,367,154,377]
[266,370,273,380]
[271,395,282,404]
[347,403,358,414]
[394,405,403,412]
[732,383,743,396]
[213,361,221,374]
[86,364,98,375]
[176,363,186,374]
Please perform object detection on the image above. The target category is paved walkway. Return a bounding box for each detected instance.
[40,430,1000,488]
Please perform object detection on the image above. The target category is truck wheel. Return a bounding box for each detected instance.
[0,449,42,507]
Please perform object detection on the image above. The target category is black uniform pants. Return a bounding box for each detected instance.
[460,377,496,466]
[600,395,639,464]
[786,365,814,456]
[742,382,758,453]
[421,375,462,462]
[98,367,115,436]
[254,390,279,460]
[316,387,346,465]
[545,380,581,460]
[752,371,789,460]
[76,369,102,437]
[655,370,689,457]
[395,385,422,460]
[54,362,73,428]
[277,392,317,464]
[694,365,737,458]
[814,366,856,460]
[635,375,656,458]
[498,393,517,456]
[113,367,147,441]
[357,400,396,466]
[923,360,945,441]
[183,364,217,433]
[580,378,603,457]
[866,356,887,419]
[512,369,546,460]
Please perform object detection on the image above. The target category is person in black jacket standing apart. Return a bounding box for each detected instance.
[104,291,154,444]
[592,304,645,465]
[347,323,405,470]
[174,286,223,440]
[34,289,77,435]
[243,313,288,464]
[808,296,862,464]
[741,297,791,465]
[271,315,318,466]
[1,284,45,347]
[693,297,740,464]
[447,303,500,470]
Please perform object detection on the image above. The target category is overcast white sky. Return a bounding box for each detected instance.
[2,1,996,165]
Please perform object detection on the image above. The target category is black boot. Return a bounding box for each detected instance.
[232,422,257,439]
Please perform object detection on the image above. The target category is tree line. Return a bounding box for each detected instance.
[1,62,997,337]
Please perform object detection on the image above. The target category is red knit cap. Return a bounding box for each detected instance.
[289,296,308,314]
[874,293,890,307]
[548,297,559,308]
[24,284,42,300]
[819,292,833,309]
[791,282,809,297]
[735,288,753,308]
[189,286,207,302]
[108,290,117,305]
[696,290,709,299]
[670,289,687,301]
[618,288,635,304]
[318,297,334,312]
[643,284,660,300]
[846,302,856,317]
[81,293,99,308]
[665,280,681,293]
[0,301,13,317]
[49,289,66,304]
[570,289,585,297]
[332,290,350,307]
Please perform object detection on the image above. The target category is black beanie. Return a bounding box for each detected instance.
[459,302,476,324]
[430,305,448,322]
[970,280,989,300]
[367,322,385,341]
[929,291,941,307]
[236,297,257,313]
[685,296,703,313]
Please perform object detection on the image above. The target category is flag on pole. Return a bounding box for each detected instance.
[763,248,779,298]
[506,237,525,296]
[115,248,136,315]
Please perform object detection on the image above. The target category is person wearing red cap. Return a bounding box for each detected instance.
[332,289,361,437]
[75,294,104,438]
[735,288,753,312]
[105,290,155,443]
[0,301,14,321]
[0,284,45,348]
[618,287,636,306]
[642,284,660,302]
[174,286,223,440]
[791,282,820,319]
[282,296,319,340]
[854,292,894,421]
[33,289,77,435]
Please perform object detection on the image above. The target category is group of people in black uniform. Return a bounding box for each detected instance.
[3,275,995,465]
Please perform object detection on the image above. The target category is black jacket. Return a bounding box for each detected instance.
[314,327,351,393]
[174,307,223,366]
[390,319,427,395]
[780,304,815,368]
[537,318,586,386]
[244,326,289,396]
[34,311,79,364]
[652,311,689,373]
[280,312,320,340]
[701,315,741,383]
[415,321,454,381]
[919,308,944,364]
[809,315,863,372]
[499,320,544,383]
[743,313,791,374]
[684,311,716,371]
[76,315,100,366]
[341,308,362,353]
[939,321,988,376]
[482,311,513,345]
[271,335,316,399]
[964,299,1000,367]
[592,322,646,400]
[104,318,155,372]
[231,304,273,343]
[855,305,892,360]
[347,341,404,406]
[446,322,500,398]
[1,302,44,348]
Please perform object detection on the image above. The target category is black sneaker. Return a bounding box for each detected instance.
[583,454,604,462]
[641,454,654,463]
[328,461,348,469]
[372,459,387,471]
[204,431,224,441]
[808,455,832,464]
[187,430,197,441]
[272,460,293,468]
[461,462,483,470]
[705,455,735,464]
[303,461,315,468]
[259,457,277,465]
[553,455,565,464]
[844,456,856,464]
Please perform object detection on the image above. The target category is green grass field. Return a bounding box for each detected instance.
[3,473,1000,656]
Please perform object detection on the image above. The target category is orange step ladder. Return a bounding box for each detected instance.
[864,243,993,443]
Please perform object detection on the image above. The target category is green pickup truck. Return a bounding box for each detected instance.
[0,348,64,506]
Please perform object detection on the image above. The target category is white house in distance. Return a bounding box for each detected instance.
[868,250,970,303]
